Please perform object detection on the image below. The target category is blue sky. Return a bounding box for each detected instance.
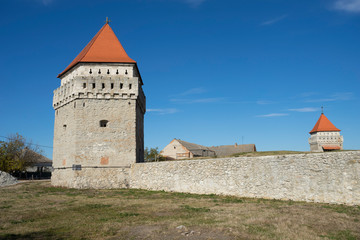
[1,0,359,158]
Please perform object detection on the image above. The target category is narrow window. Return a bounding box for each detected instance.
[116,69,119,74]
[89,69,92,74]
[120,83,123,89]
[92,83,96,89]
[107,69,110,74]
[102,83,105,89]
[98,69,101,74]
[129,84,132,90]
[83,83,86,88]
[83,102,85,107]
[74,102,76,108]
[111,83,114,89]
[100,120,108,127]
[125,69,128,75]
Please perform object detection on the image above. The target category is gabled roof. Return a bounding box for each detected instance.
[176,139,215,157]
[176,139,210,151]
[310,113,340,133]
[23,148,52,164]
[209,144,256,156]
[58,23,136,78]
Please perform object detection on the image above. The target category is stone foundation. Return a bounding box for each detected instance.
[51,167,130,189]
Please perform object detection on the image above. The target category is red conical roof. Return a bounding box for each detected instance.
[310,113,340,133]
[58,23,136,78]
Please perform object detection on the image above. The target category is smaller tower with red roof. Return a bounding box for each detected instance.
[308,112,343,152]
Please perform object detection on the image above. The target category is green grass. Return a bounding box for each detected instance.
[232,150,308,157]
[0,181,359,240]
[321,230,358,240]
[182,205,210,212]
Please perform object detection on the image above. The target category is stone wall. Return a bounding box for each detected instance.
[130,151,360,205]
[52,168,130,189]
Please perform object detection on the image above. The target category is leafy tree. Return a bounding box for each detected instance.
[0,133,43,173]
[144,147,165,162]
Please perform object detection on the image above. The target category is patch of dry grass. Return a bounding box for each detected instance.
[0,181,359,239]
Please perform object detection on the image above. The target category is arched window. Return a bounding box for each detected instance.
[100,120,108,127]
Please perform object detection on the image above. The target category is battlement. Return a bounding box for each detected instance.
[308,132,343,144]
[60,63,139,85]
[53,75,145,110]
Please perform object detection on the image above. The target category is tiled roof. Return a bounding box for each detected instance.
[23,148,52,163]
[176,139,210,151]
[58,23,136,78]
[175,139,256,157]
[209,144,256,156]
[310,113,340,133]
[322,145,341,150]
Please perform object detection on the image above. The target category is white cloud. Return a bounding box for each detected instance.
[177,87,206,96]
[261,15,287,26]
[288,107,320,112]
[147,108,179,114]
[334,0,360,13]
[256,100,276,105]
[257,113,289,118]
[170,97,224,103]
[305,92,353,103]
[300,92,318,98]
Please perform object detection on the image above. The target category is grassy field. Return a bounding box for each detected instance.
[1,181,359,240]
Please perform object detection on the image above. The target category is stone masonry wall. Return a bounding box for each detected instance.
[52,168,130,189]
[130,151,360,205]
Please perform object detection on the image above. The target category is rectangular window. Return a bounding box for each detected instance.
[129,84,132,90]
[111,83,114,89]
[83,83,86,88]
[102,83,105,89]
[92,83,96,89]
[120,83,123,89]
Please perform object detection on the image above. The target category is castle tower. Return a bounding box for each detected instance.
[51,22,146,188]
[308,113,343,152]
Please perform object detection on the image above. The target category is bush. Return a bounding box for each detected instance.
[144,147,166,162]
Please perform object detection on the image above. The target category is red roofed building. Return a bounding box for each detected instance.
[308,113,343,152]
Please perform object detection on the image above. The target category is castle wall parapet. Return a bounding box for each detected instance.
[53,76,145,110]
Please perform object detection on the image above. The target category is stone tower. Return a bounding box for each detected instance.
[308,113,343,152]
[51,22,146,188]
